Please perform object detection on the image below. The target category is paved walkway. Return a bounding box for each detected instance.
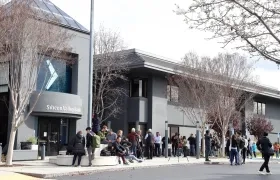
[0,157,279,179]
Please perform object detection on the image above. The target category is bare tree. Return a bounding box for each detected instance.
[169,52,217,157]
[206,53,258,156]
[247,115,274,140]
[175,0,280,64]
[93,26,128,123]
[0,0,73,165]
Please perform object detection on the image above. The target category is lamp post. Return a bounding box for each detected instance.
[87,0,94,127]
[165,121,168,158]
[196,121,200,159]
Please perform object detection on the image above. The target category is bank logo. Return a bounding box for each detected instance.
[45,60,58,90]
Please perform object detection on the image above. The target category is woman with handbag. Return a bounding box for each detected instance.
[257,132,273,175]
[71,131,86,167]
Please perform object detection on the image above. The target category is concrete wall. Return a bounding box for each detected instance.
[67,30,90,132]
[16,30,90,145]
[128,97,148,123]
[149,75,168,135]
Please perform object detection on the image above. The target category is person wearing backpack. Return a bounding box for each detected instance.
[145,129,155,160]
[235,132,243,165]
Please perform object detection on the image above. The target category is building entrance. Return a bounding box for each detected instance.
[38,117,69,156]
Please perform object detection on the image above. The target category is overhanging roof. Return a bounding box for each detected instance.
[121,48,280,100]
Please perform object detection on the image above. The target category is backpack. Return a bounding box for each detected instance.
[239,138,245,149]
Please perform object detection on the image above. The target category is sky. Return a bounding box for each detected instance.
[50,0,280,90]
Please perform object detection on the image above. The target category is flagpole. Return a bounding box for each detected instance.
[88,0,94,127]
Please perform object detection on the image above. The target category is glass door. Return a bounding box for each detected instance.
[38,117,61,156]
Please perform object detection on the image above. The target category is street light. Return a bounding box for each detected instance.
[87,0,94,127]
[165,121,168,158]
[196,121,200,159]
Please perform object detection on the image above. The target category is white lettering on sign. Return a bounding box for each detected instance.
[46,105,81,113]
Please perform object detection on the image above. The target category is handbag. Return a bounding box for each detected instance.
[268,148,275,156]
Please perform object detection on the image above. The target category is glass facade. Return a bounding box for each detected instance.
[37,57,72,93]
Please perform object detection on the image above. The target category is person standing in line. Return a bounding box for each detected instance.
[247,138,253,159]
[187,134,196,156]
[85,127,93,166]
[145,129,155,160]
[242,136,248,164]
[154,132,162,157]
[273,142,280,159]
[71,131,86,167]
[161,136,170,156]
[230,135,238,165]
[205,130,212,162]
[257,132,273,175]
[182,136,188,157]
[127,128,137,156]
[252,142,257,158]
[235,132,243,165]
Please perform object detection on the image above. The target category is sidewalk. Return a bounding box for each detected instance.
[0,171,43,180]
[0,157,279,179]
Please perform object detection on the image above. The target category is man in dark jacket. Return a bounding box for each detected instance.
[145,129,155,159]
[71,131,86,167]
[257,132,272,174]
[114,136,128,165]
[188,134,196,156]
[205,130,212,162]
[86,127,93,166]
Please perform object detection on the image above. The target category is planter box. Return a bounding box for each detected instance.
[13,150,38,161]
[31,145,38,150]
[20,142,32,150]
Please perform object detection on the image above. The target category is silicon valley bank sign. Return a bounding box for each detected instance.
[46,105,82,114]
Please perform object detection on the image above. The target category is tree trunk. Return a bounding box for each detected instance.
[201,128,205,157]
[202,137,205,157]
[221,133,225,157]
[5,129,16,166]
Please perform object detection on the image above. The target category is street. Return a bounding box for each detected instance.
[57,163,280,180]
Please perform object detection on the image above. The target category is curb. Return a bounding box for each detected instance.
[17,160,280,179]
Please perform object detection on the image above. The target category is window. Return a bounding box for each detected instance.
[254,102,265,115]
[37,57,72,93]
[130,78,148,98]
[167,85,179,102]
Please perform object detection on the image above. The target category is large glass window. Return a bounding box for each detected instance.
[37,57,72,93]
[130,78,148,98]
[254,102,265,115]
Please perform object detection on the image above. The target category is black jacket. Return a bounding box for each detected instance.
[188,136,196,145]
[257,136,272,154]
[205,134,212,149]
[86,132,93,148]
[71,133,86,155]
[114,141,125,154]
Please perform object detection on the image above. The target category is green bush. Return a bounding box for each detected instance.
[26,137,38,145]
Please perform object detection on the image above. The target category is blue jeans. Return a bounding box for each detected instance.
[131,144,137,156]
[230,149,238,165]
[190,145,196,156]
[275,150,279,158]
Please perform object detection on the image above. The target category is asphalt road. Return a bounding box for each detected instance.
[57,163,280,180]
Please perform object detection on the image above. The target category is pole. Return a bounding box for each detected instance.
[196,121,200,159]
[87,0,95,127]
[165,121,168,158]
[278,133,279,144]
